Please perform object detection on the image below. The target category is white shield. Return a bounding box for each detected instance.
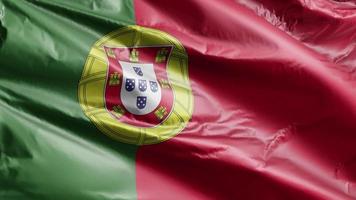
[119,61,162,115]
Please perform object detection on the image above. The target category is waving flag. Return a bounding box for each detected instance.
[1,0,356,199]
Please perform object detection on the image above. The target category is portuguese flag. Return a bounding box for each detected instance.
[1,0,356,199]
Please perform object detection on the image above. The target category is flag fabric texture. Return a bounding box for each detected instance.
[1,0,356,199]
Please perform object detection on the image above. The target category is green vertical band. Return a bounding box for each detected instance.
[0,0,137,199]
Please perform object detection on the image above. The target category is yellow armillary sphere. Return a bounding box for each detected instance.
[78,25,193,145]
